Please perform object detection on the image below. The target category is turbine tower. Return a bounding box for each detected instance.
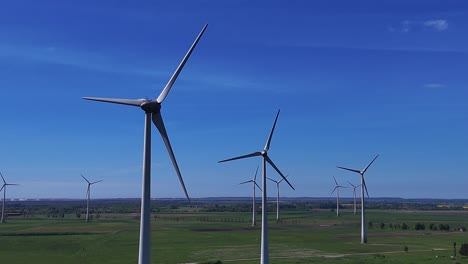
[219,110,294,264]
[337,154,378,243]
[331,176,346,217]
[266,175,290,222]
[80,174,103,222]
[83,24,208,264]
[347,181,361,215]
[239,166,261,226]
[1,172,19,223]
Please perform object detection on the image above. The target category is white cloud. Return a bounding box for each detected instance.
[423,20,448,31]
[389,19,448,33]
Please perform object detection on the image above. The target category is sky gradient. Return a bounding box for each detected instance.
[0,0,467,199]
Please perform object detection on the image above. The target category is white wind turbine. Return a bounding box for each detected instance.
[239,166,261,226]
[266,175,290,222]
[219,109,294,264]
[1,172,19,223]
[337,154,379,244]
[347,181,361,215]
[83,24,208,264]
[80,174,103,222]
[331,176,346,217]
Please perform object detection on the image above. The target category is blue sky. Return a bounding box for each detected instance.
[0,0,467,199]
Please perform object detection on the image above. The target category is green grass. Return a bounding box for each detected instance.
[1,209,468,263]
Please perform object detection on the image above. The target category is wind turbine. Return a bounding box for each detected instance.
[239,166,262,227]
[80,174,103,222]
[83,24,208,264]
[1,172,19,223]
[337,154,379,244]
[266,175,290,222]
[347,181,361,215]
[219,109,294,264]
[331,176,346,217]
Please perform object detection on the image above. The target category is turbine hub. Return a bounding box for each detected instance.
[261,150,267,156]
[140,101,161,113]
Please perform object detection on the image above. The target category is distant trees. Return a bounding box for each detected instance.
[414,222,425,230]
[460,244,468,256]
[380,222,385,229]
[439,224,450,231]
[401,223,408,230]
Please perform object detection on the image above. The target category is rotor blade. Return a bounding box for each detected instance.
[264,109,280,151]
[337,185,347,188]
[362,177,370,198]
[0,172,5,185]
[82,97,145,107]
[0,185,4,192]
[218,152,262,163]
[347,181,355,188]
[86,186,90,197]
[278,175,288,184]
[331,186,338,195]
[362,154,379,173]
[91,180,103,185]
[333,176,338,186]
[80,174,90,184]
[6,184,19,186]
[337,166,361,174]
[265,155,295,190]
[253,165,259,181]
[266,177,278,183]
[156,24,208,103]
[239,180,253,185]
[254,182,262,191]
[152,112,190,201]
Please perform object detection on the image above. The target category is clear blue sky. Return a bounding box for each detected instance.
[0,0,467,199]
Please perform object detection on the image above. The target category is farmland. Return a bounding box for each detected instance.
[1,200,468,263]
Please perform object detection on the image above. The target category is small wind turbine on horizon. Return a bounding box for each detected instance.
[1,172,19,223]
[83,24,208,264]
[267,175,291,222]
[331,176,346,217]
[239,166,262,227]
[80,174,102,223]
[337,154,379,244]
[347,181,361,215]
[219,109,294,264]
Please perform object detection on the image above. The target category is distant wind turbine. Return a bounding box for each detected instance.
[83,24,208,264]
[267,175,290,222]
[219,109,294,264]
[80,174,103,222]
[337,154,379,243]
[239,166,262,226]
[1,172,19,223]
[331,176,347,217]
[347,181,361,215]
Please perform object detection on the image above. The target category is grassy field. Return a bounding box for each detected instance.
[1,209,468,263]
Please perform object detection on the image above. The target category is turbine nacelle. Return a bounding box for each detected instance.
[140,101,161,113]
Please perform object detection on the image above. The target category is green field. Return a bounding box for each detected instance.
[1,209,468,263]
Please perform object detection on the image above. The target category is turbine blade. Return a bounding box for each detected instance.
[0,185,4,192]
[347,181,355,188]
[0,172,5,185]
[6,184,19,186]
[254,182,262,191]
[278,175,288,184]
[363,177,370,198]
[337,166,361,174]
[152,112,190,201]
[331,186,338,195]
[80,174,90,184]
[156,24,208,103]
[86,186,90,197]
[91,180,103,185]
[240,180,253,185]
[265,155,295,190]
[218,152,262,163]
[333,176,338,186]
[362,154,379,173]
[253,165,259,181]
[266,177,277,183]
[82,97,145,106]
[264,109,280,151]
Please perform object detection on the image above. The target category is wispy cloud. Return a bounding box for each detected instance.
[424,83,446,88]
[423,20,448,31]
[389,19,448,33]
